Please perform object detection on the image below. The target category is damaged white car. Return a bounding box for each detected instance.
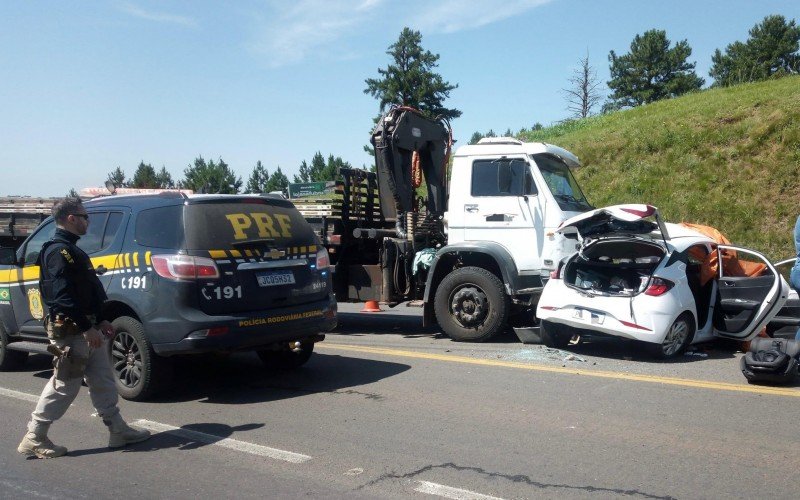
[536,204,789,358]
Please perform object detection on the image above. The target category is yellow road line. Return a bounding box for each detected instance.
[319,343,800,398]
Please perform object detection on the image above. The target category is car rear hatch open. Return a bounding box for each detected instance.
[183,198,327,315]
[556,204,670,296]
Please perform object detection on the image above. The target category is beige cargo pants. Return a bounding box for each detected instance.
[29,335,120,429]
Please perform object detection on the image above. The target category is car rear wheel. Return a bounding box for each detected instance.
[650,313,694,359]
[110,316,170,401]
[257,341,314,370]
[0,325,28,371]
[434,266,510,342]
[540,320,572,349]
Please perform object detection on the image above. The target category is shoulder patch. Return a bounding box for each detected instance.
[60,248,75,264]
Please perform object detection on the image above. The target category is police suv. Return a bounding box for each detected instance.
[0,192,337,400]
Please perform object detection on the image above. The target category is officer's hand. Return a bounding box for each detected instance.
[83,327,104,348]
[98,320,115,338]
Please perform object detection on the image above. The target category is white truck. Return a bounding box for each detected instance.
[292,107,593,342]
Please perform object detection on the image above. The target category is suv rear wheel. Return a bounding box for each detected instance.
[257,341,314,370]
[0,325,28,371]
[110,316,170,401]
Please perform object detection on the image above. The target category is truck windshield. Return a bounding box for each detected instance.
[532,153,592,211]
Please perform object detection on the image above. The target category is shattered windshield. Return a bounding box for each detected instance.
[532,153,592,211]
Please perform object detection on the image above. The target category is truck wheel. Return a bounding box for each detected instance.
[540,320,571,349]
[434,266,509,342]
[257,341,314,370]
[110,316,170,401]
[0,325,28,371]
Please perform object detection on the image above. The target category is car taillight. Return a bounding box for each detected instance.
[314,248,330,271]
[151,254,220,280]
[644,277,674,296]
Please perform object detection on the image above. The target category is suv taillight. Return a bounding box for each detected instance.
[314,248,330,271]
[644,277,674,296]
[151,254,220,280]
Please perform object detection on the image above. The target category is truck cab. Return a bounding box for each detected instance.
[446,138,592,282]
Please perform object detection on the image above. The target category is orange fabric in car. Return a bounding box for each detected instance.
[679,222,767,285]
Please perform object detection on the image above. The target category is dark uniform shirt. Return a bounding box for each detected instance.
[38,228,107,331]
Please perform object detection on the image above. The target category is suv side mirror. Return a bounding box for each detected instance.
[0,247,18,266]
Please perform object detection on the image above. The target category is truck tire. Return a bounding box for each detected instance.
[0,325,28,371]
[110,316,170,401]
[434,266,510,342]
[257,341,314,370]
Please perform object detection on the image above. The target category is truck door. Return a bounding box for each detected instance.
[712,245,787,340]
[461,157,543,271]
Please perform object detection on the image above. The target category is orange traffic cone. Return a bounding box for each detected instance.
[361,300,382,312]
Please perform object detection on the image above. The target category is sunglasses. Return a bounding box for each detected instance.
[70,214,90,221]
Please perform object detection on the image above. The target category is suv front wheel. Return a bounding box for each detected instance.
[0,324,28,371]
[110,316,170,401]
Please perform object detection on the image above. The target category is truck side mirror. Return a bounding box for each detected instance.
[0,247,18,266]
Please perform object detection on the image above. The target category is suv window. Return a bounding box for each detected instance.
[135,205,185,249]
[77,211,125,255]
[21,221,56,266]
[471,159,535,197]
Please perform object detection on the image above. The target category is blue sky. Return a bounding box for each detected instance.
[2,0,798,196]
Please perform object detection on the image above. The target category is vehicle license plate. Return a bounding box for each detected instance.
[574,308,605,325]
[256,271,295,287]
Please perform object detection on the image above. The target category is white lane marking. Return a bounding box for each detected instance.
[415,481,505,500]
[0,386,40,403]
[132,419,312,464]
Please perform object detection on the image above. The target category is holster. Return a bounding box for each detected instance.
[45,314,83,340]
[50,346,88,382]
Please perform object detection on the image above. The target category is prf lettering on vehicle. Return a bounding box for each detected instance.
[224,212,293,240]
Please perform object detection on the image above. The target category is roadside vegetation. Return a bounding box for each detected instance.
[519,75,800,260]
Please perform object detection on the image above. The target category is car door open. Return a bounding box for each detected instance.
[712,245,788,340]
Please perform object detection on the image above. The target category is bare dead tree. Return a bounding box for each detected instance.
[562,52,603,119]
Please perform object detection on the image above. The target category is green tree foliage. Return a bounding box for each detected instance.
[106,167,126,188]
[244,161,269,193]
[294,152,349,182]
[710,15,800,86]
[155,167,175,189]
[66,188,80,198]
[293,160,312,183]
[468,132,484,145]
[265,167,289,193]
[607,29,704,108]
[181,156,242,194]
[129,162,158,188]
[364,27,461,120]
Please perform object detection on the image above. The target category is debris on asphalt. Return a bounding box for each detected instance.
[510,347,587,363]
[684,350,708,358]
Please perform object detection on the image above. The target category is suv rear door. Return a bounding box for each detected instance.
[712,245,788,340]
[183,198,327,315]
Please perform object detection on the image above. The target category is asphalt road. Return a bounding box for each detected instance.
[2,303,798,499]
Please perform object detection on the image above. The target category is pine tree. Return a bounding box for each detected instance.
[244,161,269,193]
[265,167,289,193]
[293,160,312,183]
[181,156,242,194]
[155,167,175,189]
[129,162,158,188]
[607,29,704,108]
[364,27,461,120]
[106,167,126,188]
[710,15,800,86]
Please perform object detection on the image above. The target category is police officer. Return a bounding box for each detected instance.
[18,197,150,459]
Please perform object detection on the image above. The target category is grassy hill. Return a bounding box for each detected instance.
[519,75,800,261]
